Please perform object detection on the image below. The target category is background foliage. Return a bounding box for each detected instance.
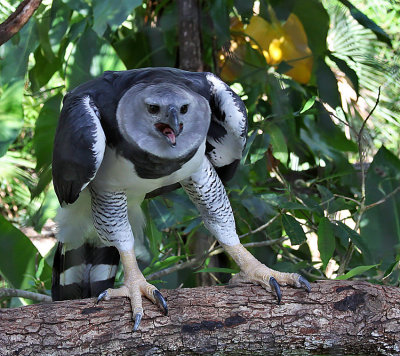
[0,0,400,306]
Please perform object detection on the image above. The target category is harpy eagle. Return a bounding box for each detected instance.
[52,68,310,331]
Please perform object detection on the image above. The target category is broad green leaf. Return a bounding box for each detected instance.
[196,267,238,274]
[142,255,184,276]
[209,0,230,46]
[338,0,392,47]
[29,188,60,232]
[318,217,335,268]
[0,19,38,85]
[316,57,341,109]
[0,215,52,291]
[145,217,163,259]
[282,214,306,245]
[335,264,378,280]
[360,146,400,266]
[293,0,329,57]
[92,0,142,36]
[328,53,359,96]
[34,94,63,171]
[66,28,125,90]
[234,0,254,23]
[334,222,368,254]
[266,123,288,164]
[0,81,24,157]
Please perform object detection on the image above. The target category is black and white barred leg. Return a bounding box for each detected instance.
[90,187,167,331]
[181,158,310,303]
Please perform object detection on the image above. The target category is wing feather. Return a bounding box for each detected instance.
[52,94,106,205]
[205,73,248,181]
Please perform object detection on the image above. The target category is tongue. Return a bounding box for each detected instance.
[163,127,176,145]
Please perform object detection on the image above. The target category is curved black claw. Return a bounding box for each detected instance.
[269,277,282,304]
[133,313,142,332]
[153,289,168,316]
[299,275,311,293]
[96,290,108,304]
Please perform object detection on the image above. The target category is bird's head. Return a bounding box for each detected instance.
[117,83,210,159]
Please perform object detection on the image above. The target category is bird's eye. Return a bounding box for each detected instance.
[180,104,188,114]
[147,104,160,115]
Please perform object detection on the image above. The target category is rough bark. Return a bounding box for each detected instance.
[1,280,400,355]
[178,0,203,72]
[0,0,42,46]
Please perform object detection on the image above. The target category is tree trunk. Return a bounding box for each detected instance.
[178,0,203,72]
[1,280,399,355]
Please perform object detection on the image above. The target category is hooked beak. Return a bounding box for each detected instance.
[154,106,183,147]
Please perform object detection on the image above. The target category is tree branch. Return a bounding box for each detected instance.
[0,0,42,46]
[0,281,399,355]
[0,288,51,303]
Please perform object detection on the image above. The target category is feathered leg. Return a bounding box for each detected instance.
[90,188,167,331]
[181,158,310,302]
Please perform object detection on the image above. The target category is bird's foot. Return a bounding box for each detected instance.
[229,266,310,304]
[97,278,167,331]
[222,243,310,304]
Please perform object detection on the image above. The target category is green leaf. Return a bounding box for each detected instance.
[328,53,359,97]
[300,96,316,114]
[196,267,238,274]
[0,81,24,157]
[0,215,52,291]
[335,264,378,280]
[34,94,63,171]
[0,19,38,85]
[317,217,335,268]
[66,28,125,89]
[142,255,184,276]
[266,123,288,164]
[334,222,368,254]
[92,0,142,36]
[282,214,307,245]
[234,0,254,23]
[360,146,400,265]
[209,0,230,46]
[316,57,341,109]
[292,0,329,57]
[338,0,392,47]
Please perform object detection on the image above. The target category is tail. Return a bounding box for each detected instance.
[52,242,120,300]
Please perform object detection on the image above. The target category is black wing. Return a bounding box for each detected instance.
[52,93,106,205]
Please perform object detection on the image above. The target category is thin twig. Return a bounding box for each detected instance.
[365,185,400,210]
[238,213,281,239]
[0,288,51,302]
[333,194,362,206]
[147,236,289,280]
[338,88,381,276]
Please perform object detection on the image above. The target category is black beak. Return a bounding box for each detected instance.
[154,106,183,147]
[167,106,182,137]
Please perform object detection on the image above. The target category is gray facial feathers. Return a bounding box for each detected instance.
[117,83,210,161]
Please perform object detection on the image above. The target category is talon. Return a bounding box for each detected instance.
[153,290,168,316]
[133,313,142,332]
[97,290,108,304]
[299,275,311,292]
[269,277,281,304]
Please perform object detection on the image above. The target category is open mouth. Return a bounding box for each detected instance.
[154,123,183,146]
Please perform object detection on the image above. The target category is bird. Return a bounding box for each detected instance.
[51,67,310,331]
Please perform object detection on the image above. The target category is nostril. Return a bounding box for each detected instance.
[179,123,183,133]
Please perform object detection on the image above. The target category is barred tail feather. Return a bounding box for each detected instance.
[52,242,120,300]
